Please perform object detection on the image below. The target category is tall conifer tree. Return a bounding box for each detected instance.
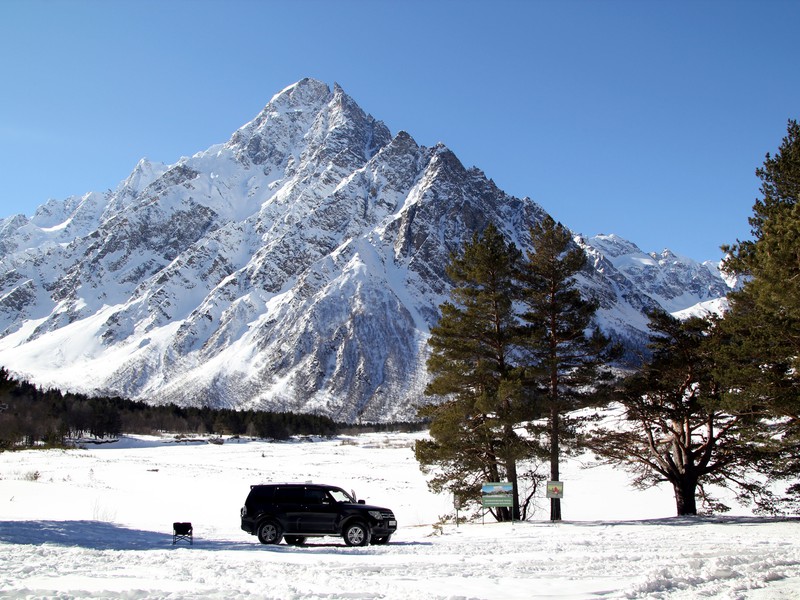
[517,216,614,521]
[416,224,533,520]
[719,119,800,501]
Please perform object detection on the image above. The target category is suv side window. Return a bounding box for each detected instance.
[304,487,327,505]
[249,486,274,504]
[274,487,303,504]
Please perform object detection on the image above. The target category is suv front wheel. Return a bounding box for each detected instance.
[257,520,282,545]
[343,521,371,547]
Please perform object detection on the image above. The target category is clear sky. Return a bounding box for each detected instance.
[1,0,798,261]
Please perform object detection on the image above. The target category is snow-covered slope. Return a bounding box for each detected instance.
[0,79,736,421]
[585,233,732,313]
[578,234,735,352]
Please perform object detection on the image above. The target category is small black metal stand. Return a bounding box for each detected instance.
[172,522,193,545]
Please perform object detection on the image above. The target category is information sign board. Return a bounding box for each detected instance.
[546,481,564,498]
[481,482,514,507]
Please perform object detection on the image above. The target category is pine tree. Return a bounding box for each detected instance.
[416,224,535,520]
[589,310,778,515]
[719,119,800,506]
[517,216,615,521]
[721,119,800,409]
[724,119,800,327]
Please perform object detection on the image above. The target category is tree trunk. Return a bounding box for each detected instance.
[550,405,561,521]
[508,457,521,521]
[550,497,562,521]
[673,477,698,516]
[494,506,512,521]
[486,449,513,522]
[501,422,521,521]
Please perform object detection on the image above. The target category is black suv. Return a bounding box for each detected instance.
[240,483,397,546]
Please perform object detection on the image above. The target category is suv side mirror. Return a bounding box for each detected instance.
[358,499,365,504]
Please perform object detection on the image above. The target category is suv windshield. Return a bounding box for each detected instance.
[328,488,355,503]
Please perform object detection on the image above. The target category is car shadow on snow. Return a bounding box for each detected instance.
[287,540,432,552]
[0,521,431,552]
[0,520,250,551]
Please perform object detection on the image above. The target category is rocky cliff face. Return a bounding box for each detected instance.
[0,78,735,422]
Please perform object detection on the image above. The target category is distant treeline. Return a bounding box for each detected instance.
[0,368,422,450]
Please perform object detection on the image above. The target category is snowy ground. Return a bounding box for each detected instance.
[1,432,799,599]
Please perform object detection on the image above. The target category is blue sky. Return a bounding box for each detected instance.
[1,0,798,261]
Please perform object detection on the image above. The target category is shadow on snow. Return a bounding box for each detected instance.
[0,520,430,552]
[552,515,800,528]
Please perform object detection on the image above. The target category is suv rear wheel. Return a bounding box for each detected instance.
[257,520,282,545]
[343,521,371,547]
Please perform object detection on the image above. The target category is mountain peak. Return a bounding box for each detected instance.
[270,77,332,109]
[224,79,392,170]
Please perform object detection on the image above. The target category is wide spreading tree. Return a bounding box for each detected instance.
[588,311,777,515]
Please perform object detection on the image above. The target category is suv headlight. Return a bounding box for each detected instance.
[368,510,383,521]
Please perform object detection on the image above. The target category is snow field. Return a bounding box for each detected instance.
[1,432,799,599]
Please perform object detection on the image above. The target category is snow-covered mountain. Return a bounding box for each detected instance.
[0,78,735,422]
